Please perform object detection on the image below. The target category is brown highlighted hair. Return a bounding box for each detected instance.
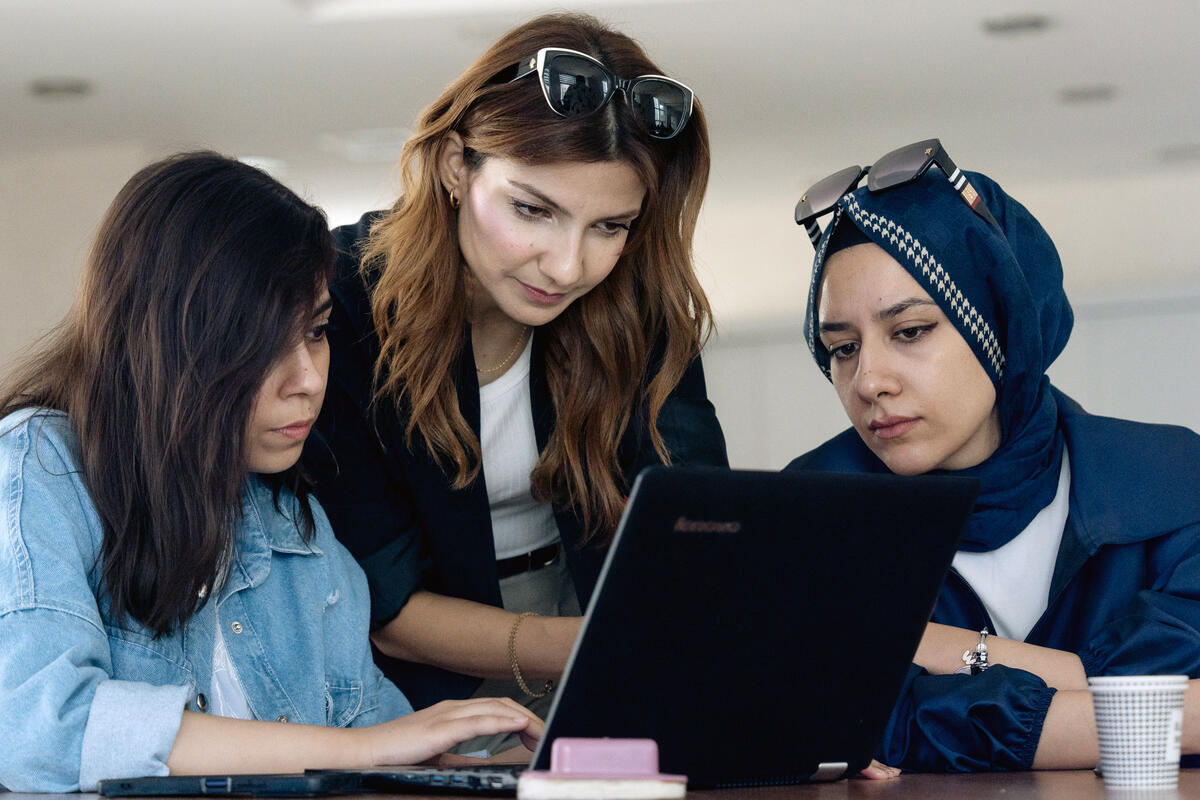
[0,152,334,634]
[365,13,713,542]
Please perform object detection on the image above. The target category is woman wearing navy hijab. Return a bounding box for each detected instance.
[788,140,1200,771]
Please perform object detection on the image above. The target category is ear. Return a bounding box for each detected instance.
[438,131,468,196]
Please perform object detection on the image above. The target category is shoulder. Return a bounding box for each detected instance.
[0,408,82,478]
[328,211,388,341]
[329,211,386,269]
[784,427,886,474]
[1055,389,1200,540]
[1058,391,1200,460]
[1057,389,1200,472]
[321,212,391,403]
[0,409,104,613]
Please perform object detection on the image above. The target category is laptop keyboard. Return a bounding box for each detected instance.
[361,765,526,795]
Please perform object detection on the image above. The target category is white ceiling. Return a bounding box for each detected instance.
[3,0,1199,335]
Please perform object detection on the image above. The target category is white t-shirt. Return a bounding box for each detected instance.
[951,449,1072,641]
[211,622,253,719]
[478,338,559,560]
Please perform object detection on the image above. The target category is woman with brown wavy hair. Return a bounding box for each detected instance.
[306,12,728,744]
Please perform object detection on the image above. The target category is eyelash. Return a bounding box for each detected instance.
[511,199,549,220]
[510,199,632,237]
[305,320,333,342]
[826,322,938,361]
[895,322,937,342]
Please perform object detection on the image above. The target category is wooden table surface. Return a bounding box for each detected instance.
[11,769,1195,800]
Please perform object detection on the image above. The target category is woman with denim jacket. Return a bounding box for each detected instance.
[787,141,1200,770]
[0,153,540,792]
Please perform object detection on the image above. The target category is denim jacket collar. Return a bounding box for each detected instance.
[223,478,323,599]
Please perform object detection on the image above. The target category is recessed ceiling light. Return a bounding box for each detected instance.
[1058,84,1117,105]
[28,77,93,99]
[982,14,1052,35]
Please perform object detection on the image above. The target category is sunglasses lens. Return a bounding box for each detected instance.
[544,54,614,116]
[868,138,939,191]
[629,79,692,138]
[795,165,865,224]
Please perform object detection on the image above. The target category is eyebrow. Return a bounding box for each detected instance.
[878,298,938,320]
[313,296,333,316]
[818,298,938,334]
[509,180,641,221]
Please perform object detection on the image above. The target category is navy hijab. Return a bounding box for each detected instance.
[802,169,1074,551]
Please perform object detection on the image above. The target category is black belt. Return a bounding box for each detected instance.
[496,543,559,579]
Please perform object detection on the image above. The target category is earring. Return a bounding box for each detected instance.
[449,189,460,209]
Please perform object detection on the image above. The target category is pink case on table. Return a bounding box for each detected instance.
[522,738,686,782]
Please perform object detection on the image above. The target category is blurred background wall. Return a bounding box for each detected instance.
[2,0,1197,468]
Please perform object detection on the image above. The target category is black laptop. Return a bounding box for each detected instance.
[100,466,975,796]
[528,466,975,787]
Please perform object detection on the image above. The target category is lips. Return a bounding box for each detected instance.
[868,415,919,440]
[271,419,315,441]
[518,280,566,305]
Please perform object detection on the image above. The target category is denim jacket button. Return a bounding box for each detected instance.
[276,714,289,723]
[195,693,208,712]
[231,621,243,634]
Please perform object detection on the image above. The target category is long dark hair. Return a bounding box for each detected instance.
[366,12,712,542]
[0,152,335,634]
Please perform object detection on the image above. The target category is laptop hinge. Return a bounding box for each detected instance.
[811,762,849,782]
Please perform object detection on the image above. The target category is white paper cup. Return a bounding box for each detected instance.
[1088,675,1188,789]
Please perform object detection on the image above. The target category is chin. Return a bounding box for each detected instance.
[248,455,303,475]
[869,445,937,477]
[515,299,574,326]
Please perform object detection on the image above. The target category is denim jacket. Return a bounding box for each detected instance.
[0,409,413,792]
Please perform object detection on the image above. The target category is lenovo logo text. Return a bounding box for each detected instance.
[673,516,742,534]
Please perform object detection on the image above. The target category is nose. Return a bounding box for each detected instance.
[538,228,586,288]
[280,340,327,398]
[853,340,902,402]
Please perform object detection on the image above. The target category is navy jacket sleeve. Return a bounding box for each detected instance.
[1057,402,1200,679]
[877,666,1056,772]
[1075,523,1200,678]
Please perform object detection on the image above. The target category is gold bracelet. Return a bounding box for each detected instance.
[508,611,554,698]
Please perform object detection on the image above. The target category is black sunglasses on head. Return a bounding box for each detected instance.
[794,138,1001,248]
[496,47,695,140]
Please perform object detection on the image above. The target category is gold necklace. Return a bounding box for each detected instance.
[476,326,529,375]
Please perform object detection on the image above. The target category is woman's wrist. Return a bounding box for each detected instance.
[511,613,581,680]
[916,622,1089,689]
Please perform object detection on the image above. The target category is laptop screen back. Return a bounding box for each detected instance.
[531,466,977,787]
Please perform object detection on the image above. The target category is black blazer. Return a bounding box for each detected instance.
[305,213,729,708]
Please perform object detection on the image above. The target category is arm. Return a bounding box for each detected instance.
[374,358,724,679]
[1032,679,1200,769]
[372,591,582,680]
[915,622,1088,689]
[916,521,1200,688]
[892,524,1200,771]
[0,415,190,792]
[166,699,542,775]
[310,370,582,683]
